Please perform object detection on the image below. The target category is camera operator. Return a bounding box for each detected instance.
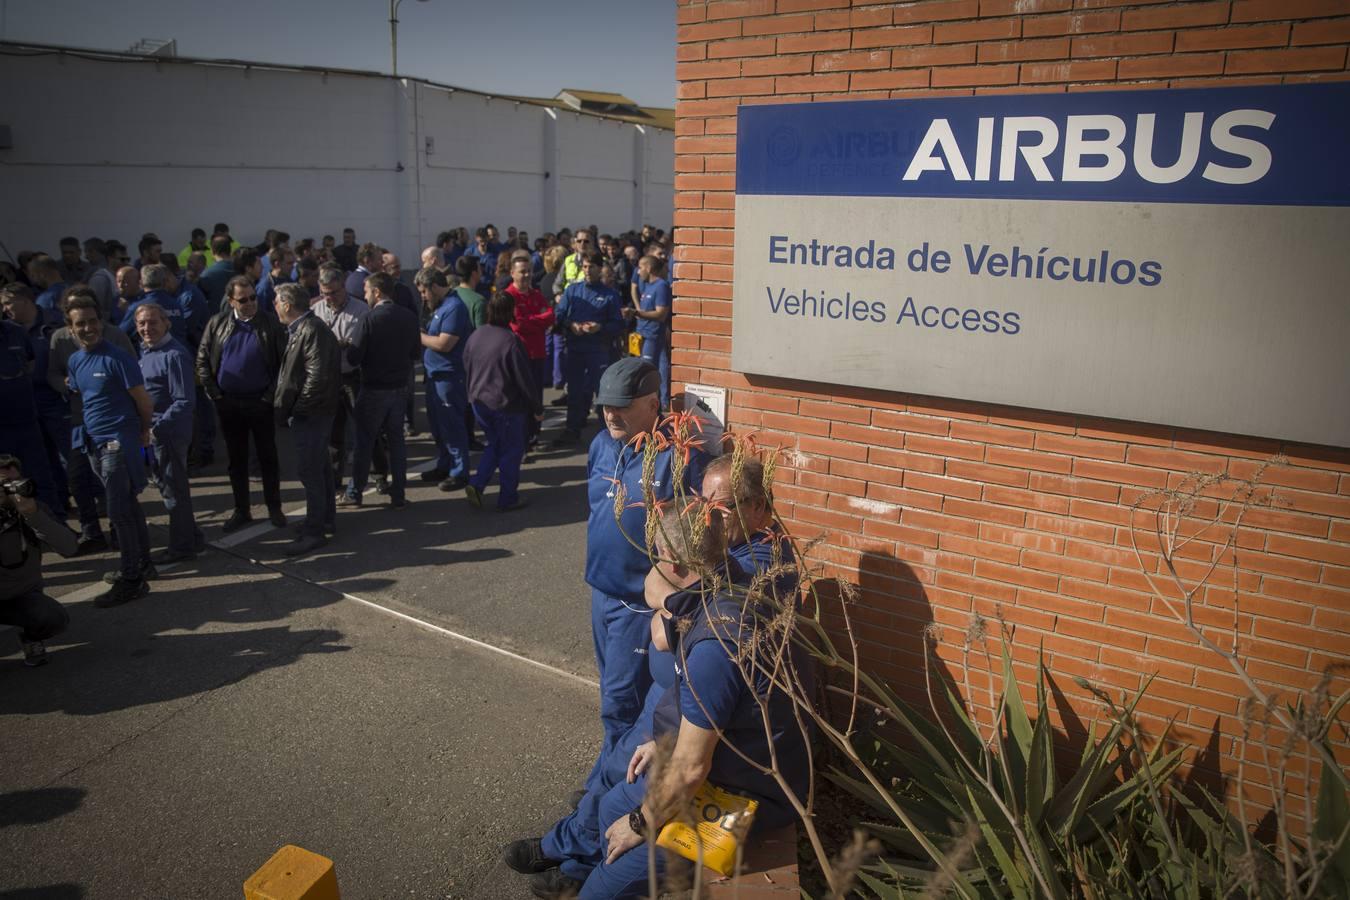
[0,454,76,667]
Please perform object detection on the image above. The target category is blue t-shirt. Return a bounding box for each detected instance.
[423,293,473,378]
[636,278,671,341]
[68,340,144,444]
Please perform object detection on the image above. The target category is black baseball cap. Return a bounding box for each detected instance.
[595,358,660,407]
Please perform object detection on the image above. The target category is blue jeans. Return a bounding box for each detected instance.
[640,332,671,410]
[94,440,149,580]
[470,404,526,508]
[291,413,335,537]
[565,349,609,433]
[590,589,654,763]
[151,432,202,555]
[426,375,469,478]
[348,386,408,503]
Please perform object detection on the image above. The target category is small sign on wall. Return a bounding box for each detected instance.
[732,84,1350,448]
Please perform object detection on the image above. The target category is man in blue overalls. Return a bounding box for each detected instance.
[416,266,474,490]
[551,251,625,447]
[580,359,706,798]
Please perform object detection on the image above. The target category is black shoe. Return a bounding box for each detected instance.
[464,484,483,509]
[94,578,149,608]
[76,534,109,556]
[438,476,468,492]
[547,430,580,449]
[149,549,196,565]
[374,475,391,495]
[498,497,529,512]
[550,394,569,407]
[503,838,561,875]
[102,562,157,585]
[419,468,449,483]
[389,497,409,509]
[267,507,287,528]
[22,639,49,667]
[222,509,253,533]
[565,789,585,812]
[283,534,327,557]
[529,868,583,899]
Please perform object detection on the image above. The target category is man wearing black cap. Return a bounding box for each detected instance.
[579,357,707,797]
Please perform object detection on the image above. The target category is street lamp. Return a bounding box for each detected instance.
[389,0,428,76]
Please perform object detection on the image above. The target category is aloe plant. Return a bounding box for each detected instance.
[827,634,1184,898]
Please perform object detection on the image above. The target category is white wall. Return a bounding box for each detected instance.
[0,48,674,262]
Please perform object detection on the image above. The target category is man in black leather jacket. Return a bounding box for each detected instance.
[273,283,342,557]
[195,276,287,532]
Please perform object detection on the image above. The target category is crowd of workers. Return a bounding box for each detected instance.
[0,219,811,899]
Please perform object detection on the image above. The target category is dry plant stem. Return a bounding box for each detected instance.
[1129,478,1347,790]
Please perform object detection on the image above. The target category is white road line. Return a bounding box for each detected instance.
[336,591,599,689]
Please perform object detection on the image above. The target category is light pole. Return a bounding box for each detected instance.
[389,0,428,76]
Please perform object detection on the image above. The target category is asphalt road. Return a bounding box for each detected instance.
[1,400,614,899]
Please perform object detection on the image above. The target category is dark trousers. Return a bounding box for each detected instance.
[191,385,216,463]
[331,374,387,490]
[470,404,527,508]
[348,386,408,503]
[549,332,567,389]
[68,440,104,538]
[564,348,608,433]
[93,440,149,581]
[292,413,336,538]
[527,357,548,442]
[0,589,70,642]
[0,420,58,515]
[151,433,203,555]
[36,405,72,508]
[216,394,281,513]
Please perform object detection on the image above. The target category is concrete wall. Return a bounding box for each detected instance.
[0,47,674,260]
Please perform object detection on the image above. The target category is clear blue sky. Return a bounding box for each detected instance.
[1,0,677,108]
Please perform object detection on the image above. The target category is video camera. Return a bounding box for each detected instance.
[2,478,35,499]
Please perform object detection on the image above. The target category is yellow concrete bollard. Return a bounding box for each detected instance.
[244,845,340,900]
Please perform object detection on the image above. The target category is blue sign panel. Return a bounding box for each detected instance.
[736,84,1350,206]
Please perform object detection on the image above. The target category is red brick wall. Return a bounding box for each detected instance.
[673,0,1350,815]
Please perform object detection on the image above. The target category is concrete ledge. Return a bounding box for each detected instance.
[705,824,799,896]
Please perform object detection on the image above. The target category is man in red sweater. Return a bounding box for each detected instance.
[505,256,554,448]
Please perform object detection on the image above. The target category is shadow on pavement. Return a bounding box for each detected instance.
[0,887,84,899]
[0,575,349,717]
[0,788,86,828]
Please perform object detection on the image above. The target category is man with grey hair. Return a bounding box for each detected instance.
[122,264,189,346]
[315,264,374,493]
[273,283,342,556]
[133,302,202,562]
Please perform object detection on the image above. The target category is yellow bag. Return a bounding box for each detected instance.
[627,332,643,357]
[655,782,758,877]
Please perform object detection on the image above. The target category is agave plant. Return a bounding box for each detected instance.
[827,634,1184,899]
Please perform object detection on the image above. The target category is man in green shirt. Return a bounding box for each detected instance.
[453,257,487,328]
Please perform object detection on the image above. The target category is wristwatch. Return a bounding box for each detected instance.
[628,807,647,837]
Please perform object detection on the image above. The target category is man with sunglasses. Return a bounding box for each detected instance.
[196,276,287,533]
